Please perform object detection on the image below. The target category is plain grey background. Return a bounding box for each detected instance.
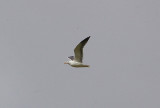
[0,0,160,108]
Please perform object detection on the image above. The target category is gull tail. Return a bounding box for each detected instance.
[83,65,90,67]
[72,65,90,68]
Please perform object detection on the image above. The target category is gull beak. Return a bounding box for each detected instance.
[64,62,68,64]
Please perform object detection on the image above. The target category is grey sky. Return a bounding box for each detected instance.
[0,0,160,108]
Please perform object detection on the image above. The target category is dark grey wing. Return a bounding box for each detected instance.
[74,36,90,62]
[68,56,74,60]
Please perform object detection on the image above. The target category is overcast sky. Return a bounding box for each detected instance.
[0,0,160,108]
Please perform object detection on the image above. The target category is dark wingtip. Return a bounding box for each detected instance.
[82,36,91,43]
[85,36,91,41]
[78,36,91,47]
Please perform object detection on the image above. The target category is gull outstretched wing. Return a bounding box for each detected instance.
[74,36,90,62]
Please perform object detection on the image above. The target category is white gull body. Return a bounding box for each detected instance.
[64,36,90,67]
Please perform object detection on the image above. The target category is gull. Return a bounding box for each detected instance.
[64,36,90,67]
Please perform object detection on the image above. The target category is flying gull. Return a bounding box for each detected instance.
[64,36,90,67]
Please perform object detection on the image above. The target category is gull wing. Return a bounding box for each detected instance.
[68,56,74,60]
[74,36,90,62]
